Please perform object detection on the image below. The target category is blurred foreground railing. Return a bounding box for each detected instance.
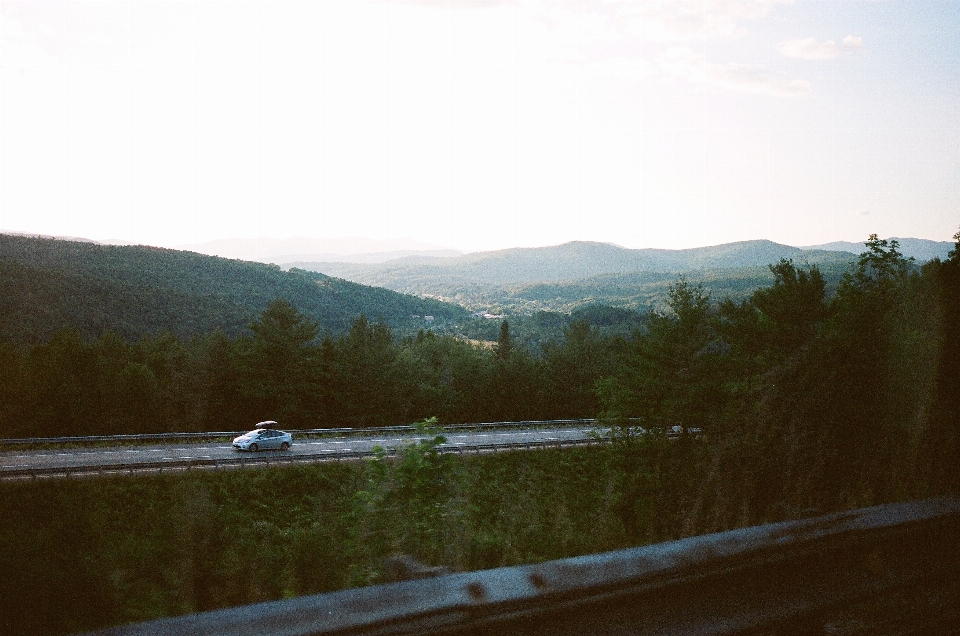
[80,496,960,635]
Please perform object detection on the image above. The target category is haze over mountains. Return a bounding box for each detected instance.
[3,233,953,342]
[175,235,952,270]
[177,236,462,264]
[288,238,954,313]
[801,238,953,263]
[294,240,852,285]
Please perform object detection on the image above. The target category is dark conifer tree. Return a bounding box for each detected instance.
[495,321,512,361]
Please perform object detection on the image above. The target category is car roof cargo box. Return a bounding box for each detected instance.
[255,420,279,429]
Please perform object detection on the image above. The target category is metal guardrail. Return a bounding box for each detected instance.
[0,438,606,480]
[80,496,960,635]
[0,419,601,448]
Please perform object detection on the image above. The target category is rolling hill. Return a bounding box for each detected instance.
[289,240,861,313]
[0,234,470,344]
[803,238,953,262]
[294,240,853,287]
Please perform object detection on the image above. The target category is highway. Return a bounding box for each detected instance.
[0,425,601,477]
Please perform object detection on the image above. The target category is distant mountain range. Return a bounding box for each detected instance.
[4,233,952,343]
[291,238,953,313]
[291,240,845,285]
[802,238,953,262]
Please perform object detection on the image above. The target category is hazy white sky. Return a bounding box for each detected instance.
[1,0,958,252]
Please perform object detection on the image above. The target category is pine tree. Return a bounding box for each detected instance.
[495,320,512,361]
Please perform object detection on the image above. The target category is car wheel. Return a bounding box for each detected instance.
[280,442,290,451]
[249,443,258,452]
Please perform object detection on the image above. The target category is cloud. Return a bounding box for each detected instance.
[636,0,790,42]
[777,35,863,60]
[658,47,812,97]
[530,0,793,45]
[587,56,654,84]
[842,35,864,48]
[394,0,789,45]
[383,1,810,98]
[392,1,808,98]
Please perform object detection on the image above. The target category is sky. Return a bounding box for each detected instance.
[1,0,958,253]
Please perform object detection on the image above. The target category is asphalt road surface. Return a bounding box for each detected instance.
[0,426,600,474]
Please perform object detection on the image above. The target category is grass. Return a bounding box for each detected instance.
[4,443,694,636]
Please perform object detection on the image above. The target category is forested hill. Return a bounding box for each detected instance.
[0,234,469,344]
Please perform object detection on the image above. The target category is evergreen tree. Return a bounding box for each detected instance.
[750,259,828,358]
[926,228,960,492]
[495,321,512,361]
[331,315,404,427]
[244,299,321,427]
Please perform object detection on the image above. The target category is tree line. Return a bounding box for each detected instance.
[0,298,617,438]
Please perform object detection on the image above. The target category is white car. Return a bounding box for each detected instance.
[233,428,293,452]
